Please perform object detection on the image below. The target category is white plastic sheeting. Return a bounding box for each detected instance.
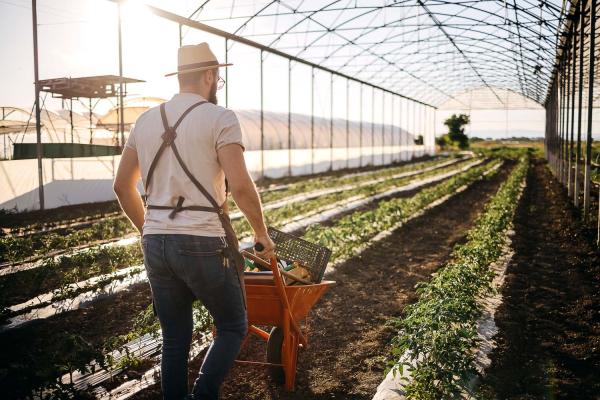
[0,146,433,212]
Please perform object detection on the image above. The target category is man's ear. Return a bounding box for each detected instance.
[204,69,215,85]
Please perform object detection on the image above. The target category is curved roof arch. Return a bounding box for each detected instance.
[160,0,568,108]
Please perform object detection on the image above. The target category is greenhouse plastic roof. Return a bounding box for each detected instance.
[155,0,570,108]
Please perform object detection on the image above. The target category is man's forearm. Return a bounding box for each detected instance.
[115,188,145,234]
[231,186,267,236]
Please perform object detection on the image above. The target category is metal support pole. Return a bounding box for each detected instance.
[330,73,334,171]
[421,104,425,151]
[557,62,565,183]
[178,23,183,47]
[391,96,395,163]
[225,39,229,108]
[371,88,375,166]
[311,67,315,174]
[69,98,74,144]
[118,1,125,149]
[569,9,578,197]
[288,59,292,177]
[411,101,415,160]
[260,50,264,178]
[359,83,363,167]
[433,107,437,155]
[575,3,585,207]
[584,0,596,222]
[89,98,93,144]
[346,79,350,169]
[32,0,44,210]
[381,92,385,164]
[404,99,408,160]
[565,38,572,186]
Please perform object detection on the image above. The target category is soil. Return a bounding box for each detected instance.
[130,162,512,399]
[477,159,600,400]
[0,283,152,399]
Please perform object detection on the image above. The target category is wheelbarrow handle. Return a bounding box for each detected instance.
[241,250,277,271]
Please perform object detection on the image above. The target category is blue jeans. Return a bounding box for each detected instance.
[141,234,247,400]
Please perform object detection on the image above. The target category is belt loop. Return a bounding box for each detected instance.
[168,196,185,219]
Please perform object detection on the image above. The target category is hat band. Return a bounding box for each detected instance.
[178,60,219,72]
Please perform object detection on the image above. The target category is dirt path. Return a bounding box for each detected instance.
[478,160,600,400]
[132,163,513,400]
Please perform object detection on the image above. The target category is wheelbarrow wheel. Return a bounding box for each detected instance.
[266,327,285,384]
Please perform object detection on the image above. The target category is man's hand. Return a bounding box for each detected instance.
[254,234,276,260]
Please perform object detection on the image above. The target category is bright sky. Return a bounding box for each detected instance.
[0,0,548,138]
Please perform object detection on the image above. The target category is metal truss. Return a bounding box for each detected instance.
[158,0,570,107]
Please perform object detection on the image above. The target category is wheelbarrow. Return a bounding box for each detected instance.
[234,228,335,391]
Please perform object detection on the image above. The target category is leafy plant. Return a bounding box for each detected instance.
[387,156,529,399]
[304,159,501,264]
[436,114,470,150]
[233,157,477,238]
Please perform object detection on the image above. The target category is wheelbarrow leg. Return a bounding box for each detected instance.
[285,332,299,391]
[282,313,299,391]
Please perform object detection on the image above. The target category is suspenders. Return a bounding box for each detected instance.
[145,101,222,218]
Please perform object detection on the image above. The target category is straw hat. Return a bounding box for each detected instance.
[165,43,232,77]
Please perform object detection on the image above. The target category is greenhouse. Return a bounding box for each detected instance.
[0,1,599,399]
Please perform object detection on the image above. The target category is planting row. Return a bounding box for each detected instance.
[0,156,490,399]
[0,156,455,264]
[386,154,529,399]
[109,158,504,400]
[304,158,502,264]
[0,157,475,316]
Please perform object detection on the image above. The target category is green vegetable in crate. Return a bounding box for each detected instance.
[244,257,260,272]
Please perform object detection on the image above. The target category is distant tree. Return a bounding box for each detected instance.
[435,135,449,148]
[444,114,470,149]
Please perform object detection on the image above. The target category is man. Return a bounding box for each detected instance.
[113,42,276,400]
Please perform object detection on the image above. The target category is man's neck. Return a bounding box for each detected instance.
[179,87,207,99]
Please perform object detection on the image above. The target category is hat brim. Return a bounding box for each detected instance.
[165,63,232,77]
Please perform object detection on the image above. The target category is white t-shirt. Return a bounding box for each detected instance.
[126,93,245,237]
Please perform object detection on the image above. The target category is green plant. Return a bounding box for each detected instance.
[304,159,500,264]
[437,114,470,150]
[0,216,136,263]
[0,244,143,312]
[233,157,477,239]
[387,156,529,399]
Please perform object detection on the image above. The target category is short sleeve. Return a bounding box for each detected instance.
[215,109,245,152]
[124,125,137,151]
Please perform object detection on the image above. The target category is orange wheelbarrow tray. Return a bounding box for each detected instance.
[236,250,335,391]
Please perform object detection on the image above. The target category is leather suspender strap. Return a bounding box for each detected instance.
[144,101,208,197]
[169,139,223,213]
